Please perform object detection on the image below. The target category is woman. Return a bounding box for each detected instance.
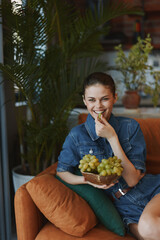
[57,72,160,240]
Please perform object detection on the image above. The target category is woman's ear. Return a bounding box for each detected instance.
[114,93,118,104]
[82,95,86,106]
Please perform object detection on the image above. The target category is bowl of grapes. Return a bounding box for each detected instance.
[78,154,123,185]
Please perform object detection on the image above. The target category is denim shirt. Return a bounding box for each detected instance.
[57,113,146,196]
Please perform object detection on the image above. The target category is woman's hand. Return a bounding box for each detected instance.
[95,115,116,140]
[84,180,117,189]
[57,171,118,189]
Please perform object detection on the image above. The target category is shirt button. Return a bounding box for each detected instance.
[89,149,93,154]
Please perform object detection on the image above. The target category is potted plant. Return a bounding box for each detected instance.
[114,34,153,109]
[0,0,142,191]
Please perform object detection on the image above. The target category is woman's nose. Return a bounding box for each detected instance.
[95,100,102,108]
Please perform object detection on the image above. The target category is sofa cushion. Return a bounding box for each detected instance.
[26,174,98,237]
[35,222,135,240]
[56,174,125,236]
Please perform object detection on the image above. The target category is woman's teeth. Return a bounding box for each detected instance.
[94,111,105,114]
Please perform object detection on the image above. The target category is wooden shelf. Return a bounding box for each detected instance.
[72,108,160,121]
[144,5,160,12]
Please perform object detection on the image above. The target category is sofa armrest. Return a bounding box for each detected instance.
[14,162,58,240]
[14,184,46,240]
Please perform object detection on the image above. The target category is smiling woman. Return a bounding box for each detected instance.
[82,73,117,121]
[57,72,160,240]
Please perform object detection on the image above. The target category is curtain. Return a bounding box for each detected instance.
[0,1,12,238]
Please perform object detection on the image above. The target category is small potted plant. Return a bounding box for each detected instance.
[114,34,153,109]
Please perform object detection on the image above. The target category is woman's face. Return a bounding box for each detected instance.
[83,83,117,121]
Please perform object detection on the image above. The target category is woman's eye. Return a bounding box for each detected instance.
[102,98,109,101]
[88,99,95,102]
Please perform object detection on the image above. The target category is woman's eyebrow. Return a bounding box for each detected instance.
[87,94,109,98]
[101,95,109,98]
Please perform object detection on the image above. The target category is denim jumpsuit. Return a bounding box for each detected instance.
[57,113,160,227]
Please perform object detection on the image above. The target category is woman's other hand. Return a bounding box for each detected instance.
[84,178,118,189]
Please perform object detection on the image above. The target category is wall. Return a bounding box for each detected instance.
[102,0,160,50]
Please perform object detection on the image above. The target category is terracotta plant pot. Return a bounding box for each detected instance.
[122,90,140,109]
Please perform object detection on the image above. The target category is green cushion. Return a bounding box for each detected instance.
[55,173,125,236]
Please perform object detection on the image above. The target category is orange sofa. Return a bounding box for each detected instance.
[14,115,160,240]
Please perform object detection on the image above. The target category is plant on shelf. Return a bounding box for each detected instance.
[114,34,153,108]
[0,0,142,177]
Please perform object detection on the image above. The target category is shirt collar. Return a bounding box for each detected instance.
[85,113,120,141]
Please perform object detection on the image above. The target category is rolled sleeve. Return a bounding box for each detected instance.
[127,121,146,172]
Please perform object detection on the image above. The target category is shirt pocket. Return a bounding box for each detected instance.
[79,144,105,159]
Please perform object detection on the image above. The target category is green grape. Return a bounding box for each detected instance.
[102,159,107,164]
[98,113,102,120]
[113,166,119,174]
[115,162,121,167]
[90,155,96,160]
[95,161,100,167]
[106,169,112,175]
[80,159,85,164]
[81,167,85,172]
[78,164,83,169]
[117,159,122,163]
[85,157,90,162]
[89,162,96,169]
[97,166,103,173]
[92,158,99,163]
[117,170,122,176]
[99,163,105,168]
[83,163,89,169]
[113,156,118,161]
[100,170,107,176]
[105,164,110,169]
[87,167,92,172]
